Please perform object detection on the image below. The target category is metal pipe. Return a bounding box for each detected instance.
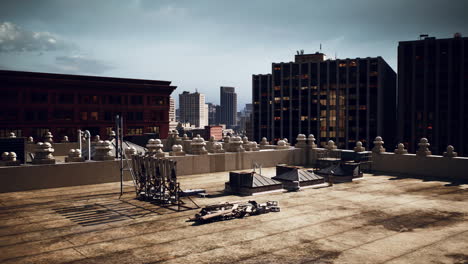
[78,129,82,151]
[84,130,91,161]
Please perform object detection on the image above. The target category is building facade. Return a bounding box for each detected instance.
[398,34,468,155]
[178,91,208,128]
[253,53,397,149]
[220,86,237,128]
[0,70,176,140]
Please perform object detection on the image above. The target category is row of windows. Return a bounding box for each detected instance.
[0,110,167,122]
[0,126,161,138]
[1,92,169,106]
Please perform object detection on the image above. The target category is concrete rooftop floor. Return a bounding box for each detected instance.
[0,168,467,264]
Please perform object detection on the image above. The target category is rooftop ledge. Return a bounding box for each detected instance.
[1,146,468,193]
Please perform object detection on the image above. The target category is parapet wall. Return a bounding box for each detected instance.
[371,152,468,180]
[25,142,80,156]
[0,160,132,193]
[0,148,306,193]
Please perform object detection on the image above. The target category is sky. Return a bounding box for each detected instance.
[1,0,467,109]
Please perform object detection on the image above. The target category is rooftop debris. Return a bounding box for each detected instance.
[189,200,280,224]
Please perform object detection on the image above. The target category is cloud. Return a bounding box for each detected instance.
[54,55,115,74]
[0,21,74,52]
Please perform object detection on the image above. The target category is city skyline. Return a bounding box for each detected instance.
[1,0,467,107]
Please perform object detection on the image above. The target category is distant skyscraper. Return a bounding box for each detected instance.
[207,103,218,125]
[169,97,177,131]
[179,91,207,128]
[220,86,237,128]
[253,52,397,149]
[398,33,468,155]
[239,103,253,136]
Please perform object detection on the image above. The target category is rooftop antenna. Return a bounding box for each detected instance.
[320,43,322,52]
[335,52,337,60]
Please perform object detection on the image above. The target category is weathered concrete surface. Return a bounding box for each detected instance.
[0,169,466,264]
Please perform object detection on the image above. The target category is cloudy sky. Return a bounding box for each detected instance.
[1,0,467,108]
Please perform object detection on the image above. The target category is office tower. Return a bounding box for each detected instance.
[398,33,468,155]
[0,70,176,139]
[253,52,396,149]
[168,97,177,131]
[179,91,206,128]
[238,104,253,135]
[207,103,218,125]
[202,103,209,127]
[220,86,237,128]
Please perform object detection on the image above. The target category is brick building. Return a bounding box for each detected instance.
[0,70,176,140]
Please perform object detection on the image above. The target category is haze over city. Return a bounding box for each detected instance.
[1,0,467,108]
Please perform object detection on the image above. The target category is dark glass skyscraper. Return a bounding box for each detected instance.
[220,86,237,128]
[397,34,468,155]
[253,53,397,149]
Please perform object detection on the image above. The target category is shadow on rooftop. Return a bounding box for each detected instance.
[370,171,468,187]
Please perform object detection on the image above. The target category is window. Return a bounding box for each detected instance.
[131,96,143,105]
[283,97,290,100]
[80,112,88,121]
[25,111,35,121]
[147,126,160,134]
[90,112,98,121]
[148,96,166,105]
[104,112,113,121]
[37,111,48,121]
[135,112,143,121]
[274,116,281,120]
[127,127,143,135]
[0,110,17,121]
[1,91,18,103]
[127,112,134,121]
[57,94,74,104]
[91,96,99,104]
[31,92,48,103]
[301,116,308,121]
[107,95,122,104]
[274,86,281,91]
[53,110,73,121]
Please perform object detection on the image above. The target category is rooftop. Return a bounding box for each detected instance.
[1,168,467,264]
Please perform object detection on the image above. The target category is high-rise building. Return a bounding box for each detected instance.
[179,91,207,128]
[220,86,237,128]
[0,70,176,139]
[253,52,397,149]
[238,104,253,136]
[207,103,218,125]
[168,97,177,131]
[397,33,468,155]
